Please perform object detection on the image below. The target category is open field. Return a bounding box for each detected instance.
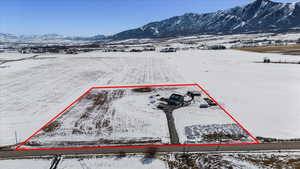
[169,50,300,139]
[0,51,184,146]
[1,152,300,169]
[25,87,170,148]
[18,85,254,149]
[164,152,300,169]
[1,49,300,147]
[0,155,166,169]
[236,45,300,55]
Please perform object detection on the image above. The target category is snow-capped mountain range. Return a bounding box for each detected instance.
[2,0,300,42]
[0,33,105,42]
[111,0,300,39]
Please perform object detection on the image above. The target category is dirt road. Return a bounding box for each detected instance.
[0,55,39,65]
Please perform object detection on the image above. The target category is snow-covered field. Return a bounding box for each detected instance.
[1,152,300,169]
[1,47,299,146]
[24,84,252,148]
[0,158,51,169]
[154,32,300,49]
[0,53,34,60]
[0,51,184,146]
[59,156,166,169]
[171,88,253,144]
[170,50,300,139]
[164,151,300,169]
[27,87,170,147]
[0,156,166,169]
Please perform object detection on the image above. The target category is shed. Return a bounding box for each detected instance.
[200,104,209,108]
[203,98,217,106]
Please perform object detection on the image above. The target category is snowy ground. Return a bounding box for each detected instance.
[0,52,34,60]
[24,85,252,148]
[149,32,300,49]
[171,87,253,144]
[1,47,299,146]
[0,155,167,169]
[0,51,185,146]
[27,87,170,147]
[1,152,300,169]
[0,158,51,169]
[59,156,166,169]
[169,49,300,139]
[165,151,300,169]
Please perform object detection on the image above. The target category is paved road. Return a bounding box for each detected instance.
[1,142,300,159]
[159,102,191,145]
[161,104,180,145]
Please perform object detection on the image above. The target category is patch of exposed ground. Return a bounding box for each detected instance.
[161,152,300,169]
[28,89,126,146]
[230,153,300,169]
[256,136,300,143]
[26,87,173,147]
[132,87,153,93]
[161,153,253,169]
[236,45,300,55]
[185,124,250,144]
[73,90,125,136]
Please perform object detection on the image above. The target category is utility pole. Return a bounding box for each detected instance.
[14,131,18,144]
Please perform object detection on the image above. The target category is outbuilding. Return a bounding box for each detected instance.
[200,104,209,108]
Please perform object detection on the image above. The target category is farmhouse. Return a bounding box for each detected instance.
[168,94,185,106]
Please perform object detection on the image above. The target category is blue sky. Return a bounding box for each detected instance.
[0,0,295,36]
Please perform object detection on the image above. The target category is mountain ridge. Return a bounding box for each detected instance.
[111,0,300,40]
[2,0,300,42]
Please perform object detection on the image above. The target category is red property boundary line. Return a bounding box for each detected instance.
[15,83,259,151]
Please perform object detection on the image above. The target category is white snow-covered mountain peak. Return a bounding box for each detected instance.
[2,0,300,41]
[112,0,300,40]
[254,0,271,5]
